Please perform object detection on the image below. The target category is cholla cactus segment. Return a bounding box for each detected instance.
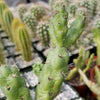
[23,13,37,38]
[69,5,77,15]
[36,47,69,100]
[30,6,46,20]
[18,24,32,61]
[3,8,14,41]
[0,65,32,100]
[18,4,27,21]
[0,42,5,64]
[37,22,50,47]
[11,18,22,51]
[79,69,100,100]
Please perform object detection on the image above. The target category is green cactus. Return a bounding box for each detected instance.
[79,68,100,100]
[66,48,94,80]
[35,3,85,100]
[0,1,7,29]
[0,42,5,64]
[95,19,100,28]
[30,5,46,20]
[93,28,100,65]
[0,65,32,100]
[69,5,77,16]
[91,0,97,15]
[37,22,50,47]
[11,18,22,51]
[3,8,14,41]
[18,4,27,21]
[23,13,37,38]
[17,23,32,62]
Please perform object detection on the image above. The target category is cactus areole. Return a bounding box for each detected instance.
[35,3,84,100]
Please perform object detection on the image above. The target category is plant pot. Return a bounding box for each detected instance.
[67,64,89,97]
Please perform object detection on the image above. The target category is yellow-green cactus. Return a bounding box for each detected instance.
[17,24,32,61]
[3,8,14,41]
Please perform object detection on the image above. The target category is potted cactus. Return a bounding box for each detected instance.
[66,47,94,97]
[32,0,85,99]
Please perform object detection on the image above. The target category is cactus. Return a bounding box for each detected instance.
[91,0,97,15]
[0,42,5,64]
[79,68,100,100]
[30,5,46,20]
[0,1,7,29]
[37,22,50,47]
[3,8,14,41]
[18,4,27,21]
[23,13,37,38]
[93,28,100,65]
[17,24,32,61]
[66,48,94,80]
[69,5,77,16]
[35,3,85,100]
[95,19,100,28]
[0,65,32,100]
[11,18,22,51]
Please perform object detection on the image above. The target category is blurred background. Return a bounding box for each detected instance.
[4,0,48,6]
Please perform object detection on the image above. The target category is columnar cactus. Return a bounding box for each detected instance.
[0,1,7,29]
[79,68,100,100]
[11,18,22,51]
[0,65,32,100]
[66,48,94,80]
[18,4,27,21]
[35,2,85,100]
[37,22,50,47]
[17,24,32,61]
[3,8,14,41]
[0,42,5,64]
[30,5,46,20]
[23,13,37,38]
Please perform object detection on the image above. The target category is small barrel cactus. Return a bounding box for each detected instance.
[18,4,27,21]
[3,8,14,41]
[37,22,50,47]
[17,24,32,61]
[69,4,77,16]
[0,42,5,64]
[0,1,7,29]
[0,65,32,100]
[23,13,37,38]
[30,5,46,20]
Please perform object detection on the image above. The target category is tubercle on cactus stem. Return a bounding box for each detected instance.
[3,8,14,41]
[17,24,32,62]
[0,65,32,100]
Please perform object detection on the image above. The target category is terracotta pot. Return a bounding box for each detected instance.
[67,65,89,97]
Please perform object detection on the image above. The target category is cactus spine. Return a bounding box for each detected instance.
[18,24,32,61]
[37,22,50,47]
[35,2,85,100]
[23,13,37,38]
[30,6,46,20]
[0,42,5,64]
[0,65,32,100]
[3,8,14,41]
